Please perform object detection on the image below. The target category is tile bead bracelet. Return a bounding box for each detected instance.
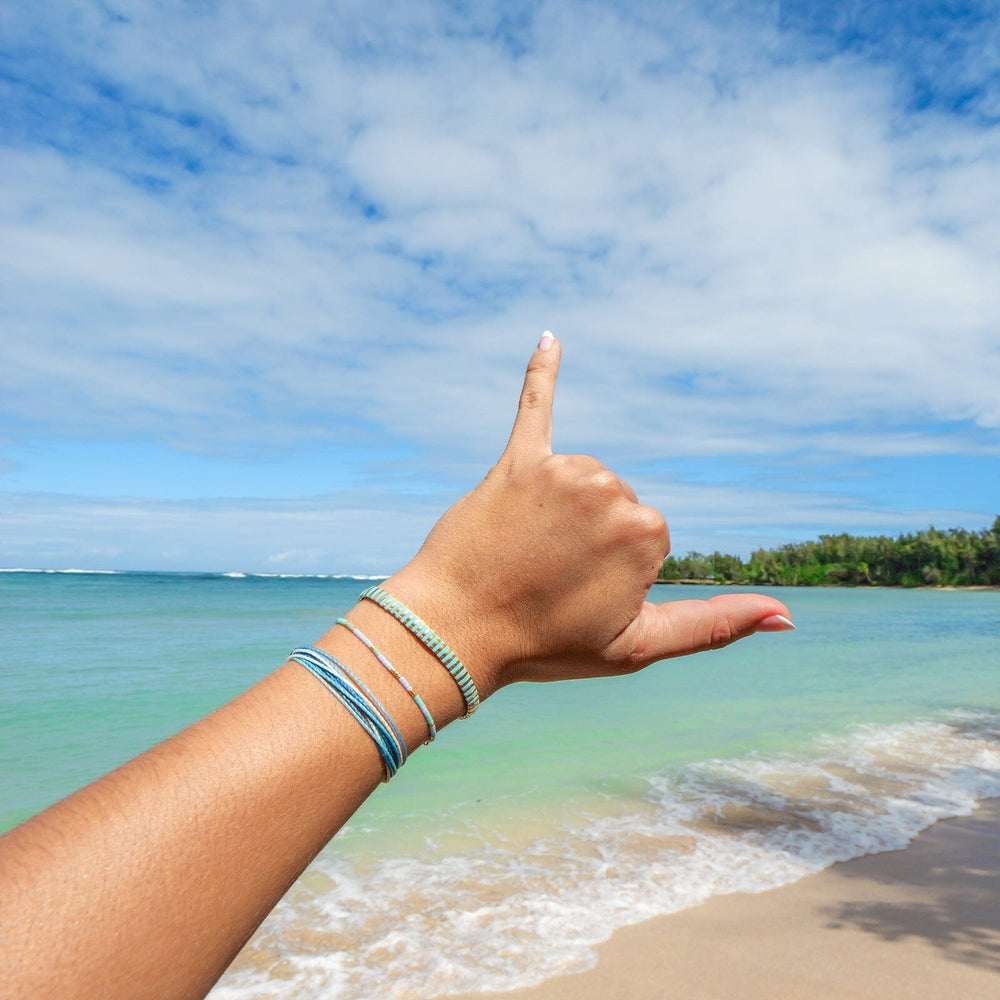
[358,585,480,718]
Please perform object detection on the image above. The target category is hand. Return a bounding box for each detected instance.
[386,333,793,699]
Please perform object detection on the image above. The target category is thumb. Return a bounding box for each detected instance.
[503,332,561,458]
[628,594,795,665]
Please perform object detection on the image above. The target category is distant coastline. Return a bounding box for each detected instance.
[652,579,1000,590]
[659,517,1000,589]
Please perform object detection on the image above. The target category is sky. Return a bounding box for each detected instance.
[1,0,999,574]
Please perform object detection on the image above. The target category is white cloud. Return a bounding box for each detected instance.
[0,490,445,574]
[1,1,998,567]
[1,477,989,574]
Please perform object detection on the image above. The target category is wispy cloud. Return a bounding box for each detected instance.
[1,1,998,568]
[0,478,987,575]
[0,490,446,574]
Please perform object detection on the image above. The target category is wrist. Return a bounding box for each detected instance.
[357,584,481,717]
[309,590,479,756]
[378,565,515,703]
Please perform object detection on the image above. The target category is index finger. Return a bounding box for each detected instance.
[503,331,561,457]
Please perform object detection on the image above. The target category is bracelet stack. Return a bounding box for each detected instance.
[288,646,406,782]
[289,586,477,781]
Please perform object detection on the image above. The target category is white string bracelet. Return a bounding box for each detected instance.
[336,617,437,744]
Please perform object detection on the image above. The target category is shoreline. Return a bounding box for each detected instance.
[441,798,1000,1000]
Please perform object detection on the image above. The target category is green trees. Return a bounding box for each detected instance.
[657,518,1000,587]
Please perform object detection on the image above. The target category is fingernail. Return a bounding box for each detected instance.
[538,331,554,351]
[755,614,796,632]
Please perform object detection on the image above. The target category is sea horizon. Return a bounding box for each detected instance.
[4,566,998,592]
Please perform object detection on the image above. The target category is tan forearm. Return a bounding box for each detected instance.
[0,599,471,1000]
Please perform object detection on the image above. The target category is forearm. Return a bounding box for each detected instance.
[0,596,473,1000]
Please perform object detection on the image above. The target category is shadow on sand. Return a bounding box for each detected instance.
[823,804,1000,974]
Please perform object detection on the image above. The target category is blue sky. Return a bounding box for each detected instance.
[1,0,999,573]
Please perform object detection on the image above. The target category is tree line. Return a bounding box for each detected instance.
[658,517,1000,587]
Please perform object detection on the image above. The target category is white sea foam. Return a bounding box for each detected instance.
[212,571,385,580]
[239,573,385,580]
[0,567,385,580]
[245,572,325,579]
[0,567,121,574]
[211,712,1000,1000]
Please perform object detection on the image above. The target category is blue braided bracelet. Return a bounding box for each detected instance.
[336,617,437,744]
[359,585,480,718]
[289,645,406,781]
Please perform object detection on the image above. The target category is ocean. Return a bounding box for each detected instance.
[2,570,999,998]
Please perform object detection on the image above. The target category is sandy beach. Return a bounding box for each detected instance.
[442,798,1000,1000]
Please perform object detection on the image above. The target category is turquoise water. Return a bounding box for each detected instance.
[2,571,999,997]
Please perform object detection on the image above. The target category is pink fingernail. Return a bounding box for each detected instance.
[538,331,554,351]
[755,614,796,632]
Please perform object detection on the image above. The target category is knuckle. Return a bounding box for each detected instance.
[633,504,667,538]
[519,386,549,410]
[708,616,735,650]
[602,633,648,675]
[487,456,516,481]
[617,654,647,676]
[560,453,604,474]
[615,505,667,549]
[590,469,621,496]
[546,453,597,482]
[546,453,572,476]
[519,365,552,409]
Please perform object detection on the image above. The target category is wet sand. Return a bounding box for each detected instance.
[442,798,1000,1000]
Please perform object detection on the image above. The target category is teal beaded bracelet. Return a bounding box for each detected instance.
[359,585,480,718]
